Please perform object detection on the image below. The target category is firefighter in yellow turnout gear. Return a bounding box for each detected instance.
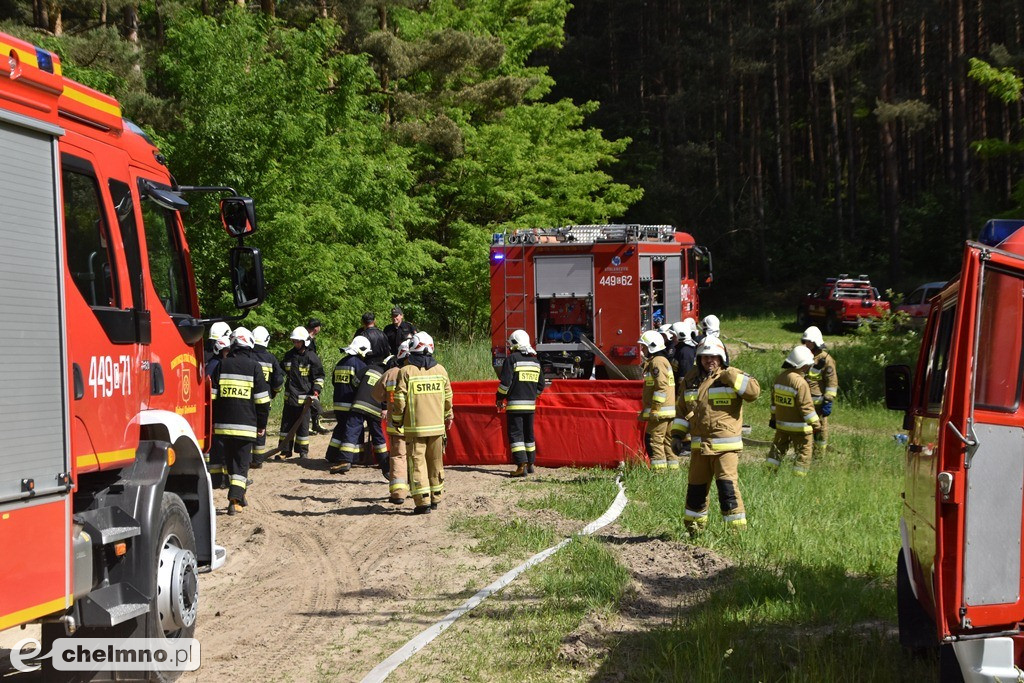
[802,326,838,454]
[672,337,760,532]
[767,345,821,475]
[392,332,454,515]
[373,339,412,504]
[638,330,677,470]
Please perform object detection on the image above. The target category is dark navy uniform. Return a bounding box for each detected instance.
[211,347,271,506]
[338,358,389,471]
[496,351,547,467]
[325,351,366,463]
[277,346,324,457]
[252,344,284,466]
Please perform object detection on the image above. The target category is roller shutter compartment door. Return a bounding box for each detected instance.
[535,256,593,298]
[0,118,68,503]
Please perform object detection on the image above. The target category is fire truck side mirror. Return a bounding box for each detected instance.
[884,364,912,412]
[230,246,265,309]
[220,196,257,237]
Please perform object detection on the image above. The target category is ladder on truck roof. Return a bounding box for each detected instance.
[500,243,529,344]
[499,224,676,245]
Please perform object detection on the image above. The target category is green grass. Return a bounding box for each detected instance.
[447,513,557,558]
[401,536,630,682]
[435,337,495,382]
[518,471,620,521]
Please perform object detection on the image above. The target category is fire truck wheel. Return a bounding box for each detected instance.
[823,313,840,335]
[896,550,936,658]
[153,492,199,642]
[796,307,810,328]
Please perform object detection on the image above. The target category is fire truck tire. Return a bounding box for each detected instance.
[796,307,810,328]
[896,550,936,658]
[41,493,197,682]
[823,313,840,335]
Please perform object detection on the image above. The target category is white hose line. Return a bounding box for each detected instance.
[360,475,628,683]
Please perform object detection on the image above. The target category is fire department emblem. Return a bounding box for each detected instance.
[171,353,198,413]
[612,256,622,266]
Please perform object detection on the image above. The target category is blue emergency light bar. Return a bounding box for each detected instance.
[979,219,1024,247]
[491,251,505,262]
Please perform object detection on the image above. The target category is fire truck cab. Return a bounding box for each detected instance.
[0,31,264,670]
[490,224,711,378]
[886,219,1024,681]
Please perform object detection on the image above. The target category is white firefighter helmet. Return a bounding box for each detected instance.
[696,336,727,361]
[253,326,271,347]
[397,339,412,360]
[209,321,231,341]
[508,329,533,352]
[344,335,372,358]
[289,326,309,342]
[786,344,815,369]
[410,331,435,354]
[802,325,825,348]
[213,335,231,353]
[673,318,699,345]
[638,330,667,354]
[231,326,255,349]
[701,314,721,336]
[658,323,677,341]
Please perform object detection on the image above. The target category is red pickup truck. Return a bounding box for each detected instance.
[796,275,890,334]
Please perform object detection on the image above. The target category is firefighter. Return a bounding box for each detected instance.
[204,321,231,368]
[392,332,453,515]
[496,329,547,477]
[802,326,838,455]
[373,339,413,503]
[325,336,370,466]
[332,338,390,476]
[672,337,760,532]
[767,345,821,476]
[307,317,329,435]
[206,325,231,377]
[695,314,729,364]
[277,326,324,459]
[211,327,271,514]
[670,318,699,379]
[638,330,677,471]
[251,325,284,468]
[658,323,678,358]
[204,331,232,487]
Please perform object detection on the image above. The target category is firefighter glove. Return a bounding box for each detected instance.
[769,417,776,430]
[821,400,833,417]
[671,437,686,456]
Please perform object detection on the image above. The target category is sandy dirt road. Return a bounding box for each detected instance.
[1,429,592,682]
[1,428,723,683]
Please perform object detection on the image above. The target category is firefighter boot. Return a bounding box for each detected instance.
[227,499,243,516]
[510,464,527,478]
[329,461,351,475]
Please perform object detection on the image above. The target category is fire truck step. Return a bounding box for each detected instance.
[75,506,142,545]
[78,583,150,627]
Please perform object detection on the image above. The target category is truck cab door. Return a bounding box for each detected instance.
[936,242,1024,637]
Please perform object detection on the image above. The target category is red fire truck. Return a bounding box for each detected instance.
[490,225,711,378]
[0,31,264,671]
[886,219,1024,681]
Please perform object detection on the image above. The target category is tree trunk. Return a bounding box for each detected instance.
[878,0,901,284]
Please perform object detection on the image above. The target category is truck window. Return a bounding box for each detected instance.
[926,303,957,412]
[138,180,190,315]
[108,180,145,310]
[975,268,1024,411]
[62,158,120,309]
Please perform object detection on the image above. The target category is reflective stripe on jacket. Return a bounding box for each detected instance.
[771,369,819,433]
[672,365,760,449]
